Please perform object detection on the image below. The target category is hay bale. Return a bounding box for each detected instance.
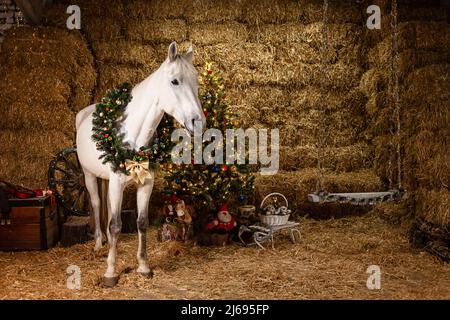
[298,1,362,24]
[0,100,75,133]
[404,65,450,105]
[407,130,450,189]
[2,156,52,188]
[0,67,71,103]
[1,27,90,70]
[92,40,158,67]
[185,0,243,22]
[190,22,248,45]
[72,0,125,19]
[359,68,387,96]
[126,19,187,43]
[402,102,449,135]
[71,64,97,113]
[0,130,73,158]
[82,17,122,41]
[95,64,154,101]
[364,91,388,117]
[130,0,187,19]
[227,86,289,128]
[0,154,51,188]
[195,43,275,69]
[0,27,95,113]
[369,47,450,80]
[241,0,301,25]
[371,107,393,135]
[277,42,338,64]
[368,22,450,67]
[249,23,305,44]
[272,61,363,89]
[300,23,362,50]
[415,22,450,52]
[367,23,416,66]
[415,188,450,228]
[290,87,366,112]
[229,85,289,109]
[399,6,449,22]
[193,43,275,86]
[279,121,361,148]
[371,201,411,226]
[279,143,372,172]
[123,0,156,19]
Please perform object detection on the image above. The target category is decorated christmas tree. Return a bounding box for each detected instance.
[162,62,255,208]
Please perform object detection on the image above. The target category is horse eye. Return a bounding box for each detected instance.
[171,79,179,85]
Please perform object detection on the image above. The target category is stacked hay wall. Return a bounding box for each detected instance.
[0,26,96,188]
[360,0,450,256]
[1,0,447,225]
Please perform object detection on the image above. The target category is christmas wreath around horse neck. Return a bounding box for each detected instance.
[91,82,172,178]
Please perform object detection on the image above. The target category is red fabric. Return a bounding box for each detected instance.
[33,189,44,197]
[216,217,236,233]
[207,216,236,233]
[15,190,35,199]
[170,194,178,204]
[218,203,228,212]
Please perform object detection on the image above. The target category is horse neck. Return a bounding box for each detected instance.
[121,69,164,149]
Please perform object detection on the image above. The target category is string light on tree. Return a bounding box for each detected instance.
[163,62,255,208]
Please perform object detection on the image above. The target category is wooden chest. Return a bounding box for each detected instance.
[0,196,59,250]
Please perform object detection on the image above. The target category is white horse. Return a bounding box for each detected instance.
[75,42,205,286]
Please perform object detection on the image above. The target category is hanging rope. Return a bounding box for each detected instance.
[315,0,329,193]
[390,0,403,190]
[308,0,407,204]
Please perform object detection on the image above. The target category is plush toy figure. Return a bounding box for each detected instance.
[158,196,194,242]
[207,204,237,234]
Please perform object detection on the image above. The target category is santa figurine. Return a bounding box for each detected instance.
[207,204,237,234]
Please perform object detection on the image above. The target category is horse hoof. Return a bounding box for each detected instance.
[138,270,154,279]
[103,276,119,288]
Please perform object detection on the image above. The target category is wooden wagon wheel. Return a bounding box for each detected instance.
[48,147,90,216]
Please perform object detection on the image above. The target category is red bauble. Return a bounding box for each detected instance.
[222,165,228,171]
[204,110,208,117]
[207,70,213,74]
[170,193,178,204]
[103,134,109,138]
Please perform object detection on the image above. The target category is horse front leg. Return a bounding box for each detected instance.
[136,178,154,278]
[83,170,103,251]
[104,174,125,287]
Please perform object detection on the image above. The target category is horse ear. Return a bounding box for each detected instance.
[184,45,194,62]
[168,41,178,62]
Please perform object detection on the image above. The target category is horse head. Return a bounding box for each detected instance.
[157,42,206,135]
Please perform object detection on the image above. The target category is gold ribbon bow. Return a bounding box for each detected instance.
[125,160,152,184]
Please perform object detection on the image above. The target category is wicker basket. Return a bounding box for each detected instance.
[259,193,291,226]
[259,214,290,226]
